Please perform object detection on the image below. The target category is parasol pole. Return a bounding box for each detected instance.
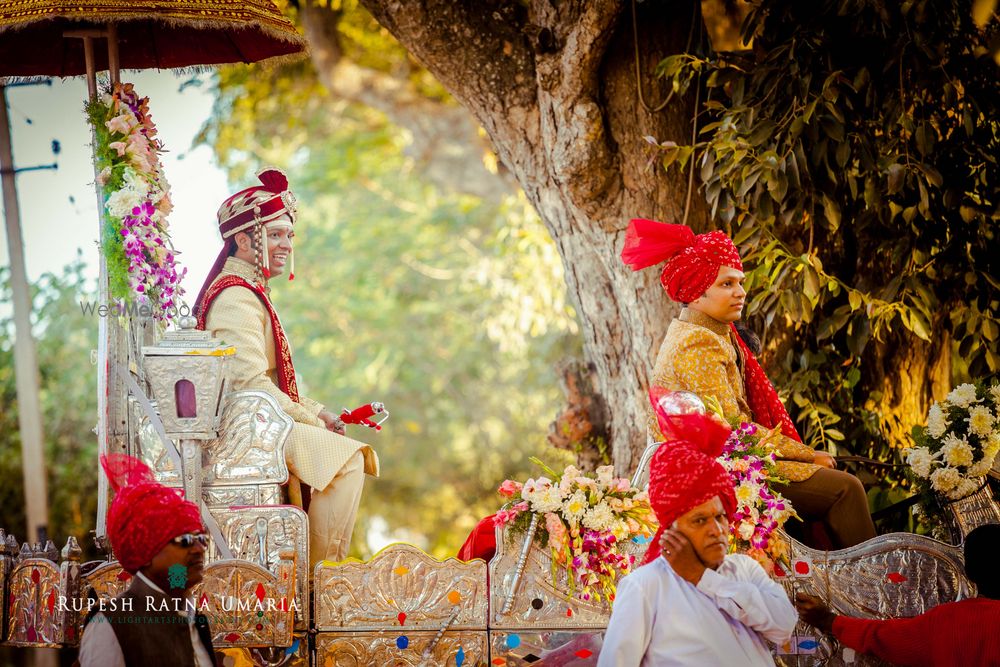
[65,27,116,540]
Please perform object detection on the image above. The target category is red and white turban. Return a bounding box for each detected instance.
[216,167,297,239]
[621,218,743,302]
[641,388,736,564]
[194,167,298,317]
[101,454,203,574]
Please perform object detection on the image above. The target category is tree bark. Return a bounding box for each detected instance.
[348,0,711,474]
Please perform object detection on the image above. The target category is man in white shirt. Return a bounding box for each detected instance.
[78,454,215,667]
[598,407,797,666]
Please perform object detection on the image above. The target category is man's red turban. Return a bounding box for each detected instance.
[101,454,203,574]
[621,218,743,303]
[642,389,736,564]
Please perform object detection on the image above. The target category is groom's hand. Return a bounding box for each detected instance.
[318,410,346,435]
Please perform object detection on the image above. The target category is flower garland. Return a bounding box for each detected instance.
[87,82,185,320]
[718,422,797,571]
[907,382,1000,506]
[494,459,656,603]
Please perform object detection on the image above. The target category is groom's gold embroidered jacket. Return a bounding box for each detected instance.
[651,308,820,483]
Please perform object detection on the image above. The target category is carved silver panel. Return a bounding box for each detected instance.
[316,630,487,666]
[490,525,645,630]
[314,543,488,632]
[260,484,283,506]
[194,558,295,649]
[213,632,309,667]
[781,531,970,619]
[5,559,61,647]
[209,505,309,630]
[202,391,292,485]
[76,562,130,639]
[490,630,603,666]
[136,390,292,488]
[202,486,261,507]
[947,481,1000,540]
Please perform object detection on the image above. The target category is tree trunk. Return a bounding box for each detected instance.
[863,329,952,450]
[348,0,711,474]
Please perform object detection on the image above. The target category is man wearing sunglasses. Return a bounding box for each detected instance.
[78,454,215,667]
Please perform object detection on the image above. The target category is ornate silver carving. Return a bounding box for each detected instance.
[946,481,1000,540]
[142,323,232,438]
[194,556,295,649]
[490,523,644,630]
[77,561,130,639]
[490,630,604,665]
[314,543,488,632]
[209,506,309,630]
[137,390,291,488]
[783,531,970,619]
[213,632,310,667]
[5,559,62,647]
[316,630,487,666]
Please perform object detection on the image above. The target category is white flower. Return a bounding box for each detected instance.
[926,403,948,439]
[941,435,975,468]
[990,384,1000,407]
[530,486,564,514]
[906,447,934,478]
[738,522,755,540]
[105,187,144,218]
[595,465,615,487]
[946,383,980,408]
[521,476,552,500]
[582,501,616,531]
[562,490,589,524]
[967,405,995,438]
[967,457,993,478]
[735,482,761,508]
[122,166,151,197]
[929,466,961,494]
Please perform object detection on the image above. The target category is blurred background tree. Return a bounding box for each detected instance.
[0,258,100,554]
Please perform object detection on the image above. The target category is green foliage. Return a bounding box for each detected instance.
[86,97,131,302]
[197,41,580,556]
[0,259,100,556]
[654,1,999,506]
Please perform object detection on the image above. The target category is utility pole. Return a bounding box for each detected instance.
[0,82,55,545]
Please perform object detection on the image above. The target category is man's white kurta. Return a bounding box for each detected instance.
[598,554,796,667]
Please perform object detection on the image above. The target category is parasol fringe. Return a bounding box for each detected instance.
[0,12,306,50]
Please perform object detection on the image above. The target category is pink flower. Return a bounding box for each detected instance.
[498,479,523,498]
[545,512,568,548]
[108,141,127,157]
[106,113,135,135]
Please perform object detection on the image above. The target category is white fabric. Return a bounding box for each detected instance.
[598,554,796,667]
[78,572,214,667]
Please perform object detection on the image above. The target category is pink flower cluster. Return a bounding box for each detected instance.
[718,422,795,566]
[493,463,655,603]
[119,201,183,311]
[96,82,184,320]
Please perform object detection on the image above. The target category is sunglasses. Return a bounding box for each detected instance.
[171,533,209,548]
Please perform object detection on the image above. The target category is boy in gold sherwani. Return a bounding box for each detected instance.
[195,168,378,567]
[622,218,875,549]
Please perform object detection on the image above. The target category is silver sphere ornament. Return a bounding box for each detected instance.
[655,390,706,416]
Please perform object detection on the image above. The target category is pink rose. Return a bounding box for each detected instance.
[498,479,523,498]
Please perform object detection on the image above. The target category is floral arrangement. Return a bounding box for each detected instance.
[87,82,184,320]
[494,460,656,603]
[718,422,797,571]
[907,382,1000,502]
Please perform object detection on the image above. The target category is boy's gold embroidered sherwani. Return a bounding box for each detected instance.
[204,257,378,565]
[651,308,820,482]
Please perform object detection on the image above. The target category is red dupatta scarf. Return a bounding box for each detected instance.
[196,274,300,403]
[730,323,801,442]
